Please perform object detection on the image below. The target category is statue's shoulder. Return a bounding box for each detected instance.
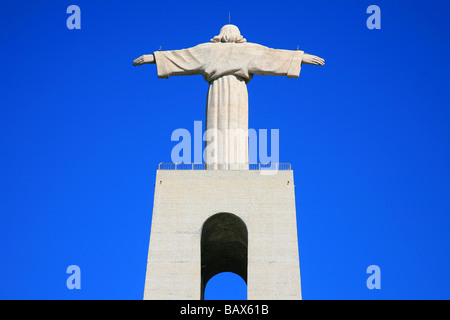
[241,42,270,50]
[243,42,267,48]
[192,42,270,53]
[184,42,217,53]
[200,42,266,48]
[194,42,216,49]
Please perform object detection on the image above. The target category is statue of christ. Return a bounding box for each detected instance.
[133,24,325,170]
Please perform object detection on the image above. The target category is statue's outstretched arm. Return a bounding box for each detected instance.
[133,54,156,66]
[302,53,325,66]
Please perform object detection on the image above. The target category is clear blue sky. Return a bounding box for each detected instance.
[1,0,449,299]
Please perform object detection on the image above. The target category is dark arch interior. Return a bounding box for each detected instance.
[200,212,248,299]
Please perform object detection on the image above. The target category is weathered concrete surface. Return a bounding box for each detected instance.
[143,169,302,300]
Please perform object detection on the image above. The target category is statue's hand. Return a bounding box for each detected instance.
[133,54,155,66]
[302,54,325,66]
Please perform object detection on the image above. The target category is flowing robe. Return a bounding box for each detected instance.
[153,42,304,169]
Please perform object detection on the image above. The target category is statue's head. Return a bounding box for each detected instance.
[211,24,246,43]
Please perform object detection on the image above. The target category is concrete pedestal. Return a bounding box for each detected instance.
[143,169,302,300]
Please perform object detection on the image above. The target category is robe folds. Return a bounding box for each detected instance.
[153,42,304,169]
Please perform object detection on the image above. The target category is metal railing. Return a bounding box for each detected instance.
[158,163,291,171]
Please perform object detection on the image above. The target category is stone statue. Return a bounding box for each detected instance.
[133,24,325,169]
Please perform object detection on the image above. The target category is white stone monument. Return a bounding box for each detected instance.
[134,24,324,299]
[134,24,324,170]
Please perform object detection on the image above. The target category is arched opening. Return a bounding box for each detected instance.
[200,212,248,300]
[204,272,247,300]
